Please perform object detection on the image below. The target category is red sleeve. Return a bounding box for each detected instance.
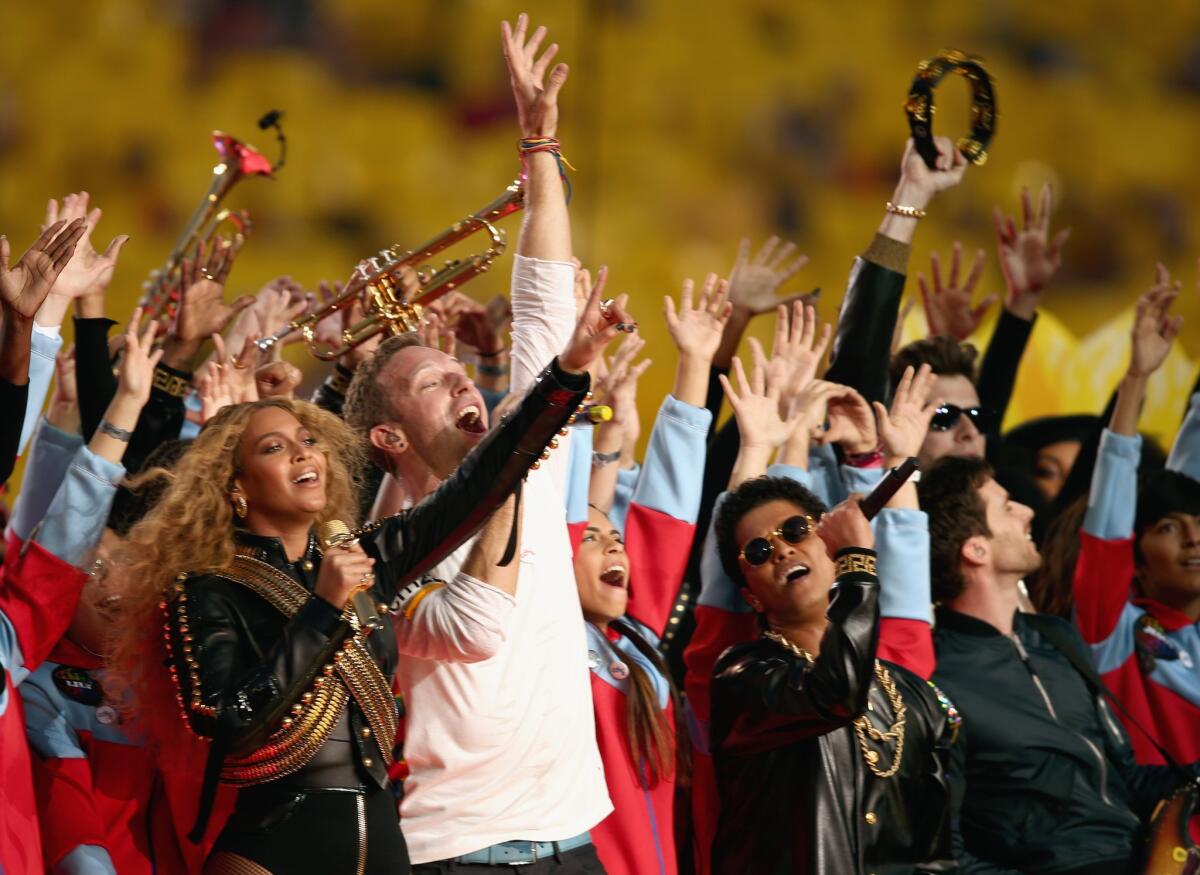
[0,532,88,674]
[878,618,935,680]
[1073,532,1135,643]
[31,749,110,869]
[624,503,696,636]
[683,605,758,724]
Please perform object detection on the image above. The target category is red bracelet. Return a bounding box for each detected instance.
[843,444,885,468]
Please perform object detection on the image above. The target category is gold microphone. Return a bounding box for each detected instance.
[317,519,383,633]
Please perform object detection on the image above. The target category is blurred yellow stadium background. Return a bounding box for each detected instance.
[2,0,1198,462]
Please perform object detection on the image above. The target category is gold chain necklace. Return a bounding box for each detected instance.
[762,628,906,778]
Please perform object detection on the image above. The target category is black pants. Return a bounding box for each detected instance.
[209,784,409,874]
[412,842,605,874]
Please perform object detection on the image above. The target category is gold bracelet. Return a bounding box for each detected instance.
[152,366,191,399]
[886,202,928,219]
[836,552,877,578]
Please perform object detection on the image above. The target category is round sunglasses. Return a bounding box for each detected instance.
[738,514,815,566]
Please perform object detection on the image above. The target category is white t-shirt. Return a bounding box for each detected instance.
[393,255,612,863]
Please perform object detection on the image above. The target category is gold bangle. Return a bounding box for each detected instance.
[152,366,191,399]
[836,552,877,578]
[886,202,928,219]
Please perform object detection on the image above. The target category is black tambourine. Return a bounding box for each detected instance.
[905,50,996,169]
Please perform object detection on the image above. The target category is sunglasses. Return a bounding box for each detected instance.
[738,515,815,566]
[930,404,990,433]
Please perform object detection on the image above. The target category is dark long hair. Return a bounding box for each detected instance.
[609,616,691,788]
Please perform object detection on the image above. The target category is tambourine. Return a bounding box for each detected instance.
[905,49,996,169]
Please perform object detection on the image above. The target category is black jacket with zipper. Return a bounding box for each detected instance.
[932,606,1186,875]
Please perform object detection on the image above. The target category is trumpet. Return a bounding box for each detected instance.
[258,178,525,360]
[139,113,286,321]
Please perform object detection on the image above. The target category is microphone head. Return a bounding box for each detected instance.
[317,518,352,548]
[257,109,283,130]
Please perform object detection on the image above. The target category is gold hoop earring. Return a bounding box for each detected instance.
[231,492,248,519]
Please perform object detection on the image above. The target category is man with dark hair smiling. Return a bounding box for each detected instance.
[920,455,1197,874]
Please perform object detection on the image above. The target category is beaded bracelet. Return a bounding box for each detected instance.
[518,137,575,203]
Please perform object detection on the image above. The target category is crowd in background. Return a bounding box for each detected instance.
[1,11,1199,875]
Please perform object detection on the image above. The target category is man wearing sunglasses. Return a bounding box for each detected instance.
[892,336,991,469]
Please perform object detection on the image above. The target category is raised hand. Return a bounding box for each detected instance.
[48,345,81,433]
[164,237,253,369]
[872,364,942,462]
[664,273,733,361]
[757,300,831,403]
[597,333,649,446]
[559,277,633,374]
[819,386,878,455]
[0,219,87,320]
[719,344,804,451]
[115,308,165,408]
[501,13,568,139]
[994,184,1070,320]
[255,361,303,400]
[440,291,505,356]
[918,242,995,340]
[1128,264,1183,379]
[726,237,812,317]
[89,310,164,463]
[897,136,969,204]
[41,192,129,305]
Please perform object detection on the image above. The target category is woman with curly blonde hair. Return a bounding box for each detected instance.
[108,349,591,875]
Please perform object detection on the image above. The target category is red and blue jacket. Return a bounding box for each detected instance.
[567,395,711,875]
[0,532,89,874]
[682,449,935,874]
[1075,425,1200,769]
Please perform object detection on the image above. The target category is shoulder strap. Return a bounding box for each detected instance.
[1031,616,1194,782]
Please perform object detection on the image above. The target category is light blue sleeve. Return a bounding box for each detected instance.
[806,443,844,507]
[766,462,815,491]
[697,492,750,613]
[19,329,63,453]
[8,420,85,543]
[1167,392,1200,481]
[840,463,885,497]
[564,424,593,525]
[54,845,118,875]
[1084,429,1141,540]
[179,392,202,441]
[630,395,712,525]
[874,508,932,622]
[36,446,126,567]
[609,463,640,534]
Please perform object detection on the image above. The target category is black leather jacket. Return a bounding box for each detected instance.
[710,557,957,875]
[169,360,587,817]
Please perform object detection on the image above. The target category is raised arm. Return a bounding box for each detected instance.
[977,184,1071,423]
[826,136,968,404]
[1075,271,1180,643]
[503,14,578,395]
[0,218,86,484]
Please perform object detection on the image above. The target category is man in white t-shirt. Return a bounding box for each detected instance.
[343,15,614,872]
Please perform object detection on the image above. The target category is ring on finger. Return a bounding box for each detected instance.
[359,572,374,584]
[599,298,615,316]
[200,270,217,281]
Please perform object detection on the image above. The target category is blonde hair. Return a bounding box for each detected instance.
[106,398,366,755]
